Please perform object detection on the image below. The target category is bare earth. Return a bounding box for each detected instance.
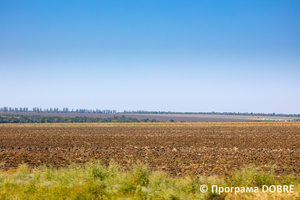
[0,122,300,176]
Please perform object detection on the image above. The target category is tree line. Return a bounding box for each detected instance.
[122,110,300,117]
[1,106,299,117]
[0,107,116,114]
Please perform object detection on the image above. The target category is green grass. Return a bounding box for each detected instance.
[0,161,299,199]
[228,166,299,187]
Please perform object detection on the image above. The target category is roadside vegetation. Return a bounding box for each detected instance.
[0,161,299,199]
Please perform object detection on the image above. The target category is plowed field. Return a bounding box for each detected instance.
[1,123,299,176]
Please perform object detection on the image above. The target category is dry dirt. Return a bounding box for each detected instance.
[0,123,299,176]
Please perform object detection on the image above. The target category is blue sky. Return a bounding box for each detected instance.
[1,0,299,114]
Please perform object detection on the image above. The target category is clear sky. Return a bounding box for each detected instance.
[1,0,299,114]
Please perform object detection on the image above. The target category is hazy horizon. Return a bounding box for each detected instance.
[0,107,299,115]
[1,0,299,114]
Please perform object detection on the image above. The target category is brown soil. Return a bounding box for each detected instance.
[0,123,299,176]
